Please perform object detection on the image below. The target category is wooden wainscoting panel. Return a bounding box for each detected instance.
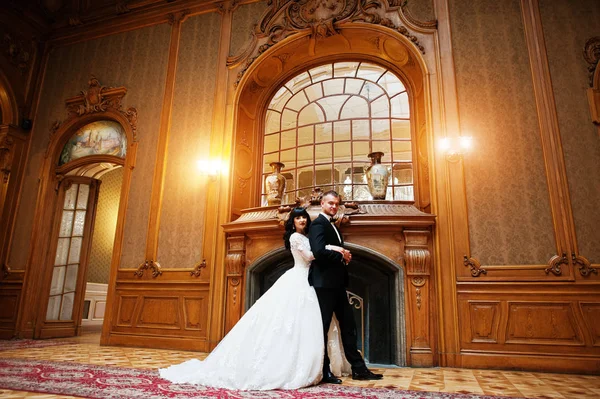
[468,301,501,343]
[580,302,600,346]
[0,293,19,322]
[136,296,180,329]
[506,302,584,346]
[116,295,139,327]
[183,296,207,333]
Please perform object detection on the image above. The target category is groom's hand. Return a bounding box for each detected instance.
[342,249,352,264]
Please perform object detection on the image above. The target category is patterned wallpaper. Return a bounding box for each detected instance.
[449,0,556,265]
[8,24,171,270]
[230,1,268,57]
[406,0,435,22]
[539,0,600,264]
[87,168,123,284]
[156,13,221,268]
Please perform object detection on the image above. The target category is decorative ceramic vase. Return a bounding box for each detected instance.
[265,162,286,205]
[365,152,390,200]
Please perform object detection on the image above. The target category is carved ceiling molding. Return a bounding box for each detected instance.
[49,76,138,149]
[584,37,600,88]
[228,0,434,87]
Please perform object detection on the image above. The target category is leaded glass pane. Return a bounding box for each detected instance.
[76,184,89,209]
[390,92,410,118]
[395,185,414,201]
[334,142,351,161]
[282,109,298,130]
[64,264,79,292]
[315,165,333,185]
[64,184,78,210]
[297,145,313,167]
[297,167,313,188]
[298,103,325,126]
[344,78,364,95]
[280,149,296,169]
[323,79,345,96]
[264,133,280,153]
[286,71,311,93]
[59,211,74,238]
[46,296,61,320]
[305,83,323,103]
[333,62,359,78]
[340,97,368,120]
[334,121,351,140]
[360,81,384,101]
[269,86,291,112]
[315,143,332,164]
[287,91,309,111]
[298,126,313,146]
[315,123,332,143]
[73,210,86,236]
[372,141,391,156]
[49,266,66,295]
[281,129,296,150]
[356,63,386,82]
[372,120,391,140]
[371,97,390,118]
[55,238,70,266]
[265,110,281,134]
[60,292,75,320]
[392,120,411,139]
[393,141,413,162]
[352,120,370,140]
[379,71,406,97]
[68,237,82,263]
[353,141,370,162]
[308,64,332,83]
[263,153,279,173]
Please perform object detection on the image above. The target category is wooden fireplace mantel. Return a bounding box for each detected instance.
[222,202,437,367]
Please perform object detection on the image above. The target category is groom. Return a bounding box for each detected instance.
[308,190,383,383]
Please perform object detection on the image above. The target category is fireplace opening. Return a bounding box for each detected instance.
[245,244,405,366]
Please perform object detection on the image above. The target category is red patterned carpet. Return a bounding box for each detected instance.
[0,358,529,399]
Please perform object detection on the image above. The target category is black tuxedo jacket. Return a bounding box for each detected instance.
[308,214,349,288]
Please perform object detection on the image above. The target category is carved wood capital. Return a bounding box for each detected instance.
[403,229,431,276]
[225,235,246,277]
[0,133,15,183]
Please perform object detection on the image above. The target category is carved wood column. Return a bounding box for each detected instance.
[224,235,245,334]
[404,228,434,366]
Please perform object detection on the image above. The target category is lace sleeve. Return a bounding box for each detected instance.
[290,234,315,262]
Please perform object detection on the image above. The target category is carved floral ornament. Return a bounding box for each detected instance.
[229,0,437,87]
[584,36,600,87]
[49,76,139,151]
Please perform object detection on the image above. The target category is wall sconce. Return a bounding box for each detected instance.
[196,158,227,180]
[438,136,473,161]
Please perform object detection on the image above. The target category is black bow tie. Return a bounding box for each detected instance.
[329,217,337,223]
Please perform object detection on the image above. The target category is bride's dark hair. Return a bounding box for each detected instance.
[283,207,312,250]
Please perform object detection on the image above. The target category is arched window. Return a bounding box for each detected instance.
[261,62,413,205]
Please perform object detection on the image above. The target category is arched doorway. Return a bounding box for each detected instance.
[18,78,138,339]
[245,244,405,366]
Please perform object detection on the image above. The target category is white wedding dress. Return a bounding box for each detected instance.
[159,233,349,390]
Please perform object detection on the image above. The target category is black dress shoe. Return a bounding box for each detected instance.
[321,371,342,384]
[352,368,383,380]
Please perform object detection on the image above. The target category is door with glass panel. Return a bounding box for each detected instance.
[38,176,100,338]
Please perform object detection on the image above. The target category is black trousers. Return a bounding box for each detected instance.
[315,287,366,374]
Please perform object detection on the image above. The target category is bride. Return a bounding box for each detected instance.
[159,207,349,390]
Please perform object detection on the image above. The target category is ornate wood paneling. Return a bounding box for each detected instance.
[580,303,600,346]
[467,302,500,344]
[0,270,24,339]
[115,295,137,327]
[506,302,584,346]
[137,297,180,329]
